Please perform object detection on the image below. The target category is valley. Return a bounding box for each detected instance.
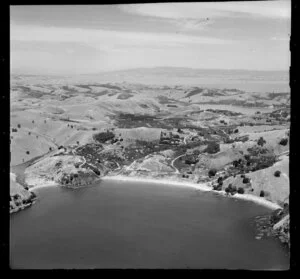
[10,73,290,248]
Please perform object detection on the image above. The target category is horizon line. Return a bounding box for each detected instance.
[11,66,289,77]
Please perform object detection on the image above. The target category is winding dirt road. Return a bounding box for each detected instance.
[171,154,185,174]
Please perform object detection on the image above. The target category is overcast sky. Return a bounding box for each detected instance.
[10,1,291,75]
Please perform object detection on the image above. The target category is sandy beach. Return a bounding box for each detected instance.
[11,169,281,210]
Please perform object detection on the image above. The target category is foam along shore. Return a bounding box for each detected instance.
[102,175,212,191]
[25,177,59,191]
[102,175,282,210]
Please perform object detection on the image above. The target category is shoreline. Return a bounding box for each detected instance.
[11,170,282,210]
[102,175,282,210]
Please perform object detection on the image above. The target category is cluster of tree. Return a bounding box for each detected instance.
[184,154,199,165]
[204,142,220,154]
[61,173,79,185]
[12,128,18,132]
[257,137,266,147]
[111,137,123,144]
[219,119,227,125]
[235,135,249,143]
[232,149,277,173]
[192,149,201,156]
[224,184,245,195]
[93,131,115,143]
[224,138,235,144]
[86,164,101,176]
[213,176,223,191]
[237,187,245,194]
[225,184,237,195]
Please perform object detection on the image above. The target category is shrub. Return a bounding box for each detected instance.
[17,124,21,128]
[26,151,30,155]
[260,190,265,197]
[208,168,217,177]
[217,177,223,183]
[237,187,245,194]
[32,120,34,124]
[49,147,52,151]
[225,187,230,194]
[274,170,281,177]
[28,132,31,135]
[12,128,18,132]
[242,177,250,184]
[234,129,239,133]
[279,138,288,146]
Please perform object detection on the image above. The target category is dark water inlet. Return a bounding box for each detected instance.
[10,180,289,269]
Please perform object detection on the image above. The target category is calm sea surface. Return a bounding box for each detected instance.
[10,180,289,269]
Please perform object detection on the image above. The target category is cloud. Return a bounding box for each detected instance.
[119,1,291,20]
[171,18,214,31]
[10,22,233,50]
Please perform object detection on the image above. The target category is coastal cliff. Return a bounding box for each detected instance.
[10,173,37,214]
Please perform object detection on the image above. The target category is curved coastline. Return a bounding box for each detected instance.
[102,175,282,210]
[11,170,282,211]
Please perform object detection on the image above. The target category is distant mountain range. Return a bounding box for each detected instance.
[12,67,289,77]
[93,67,289,80]
[11,67,289,93]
